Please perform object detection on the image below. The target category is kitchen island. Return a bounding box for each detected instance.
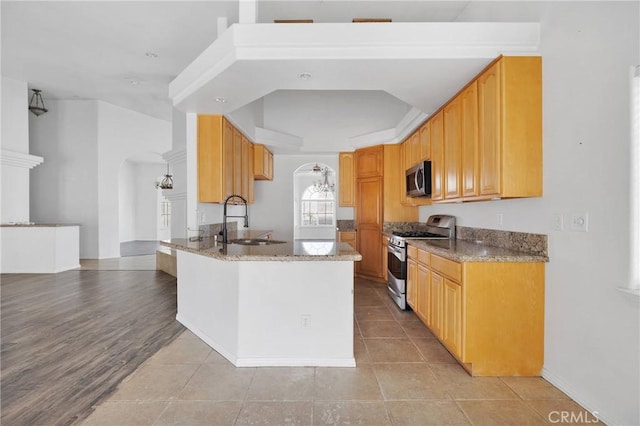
[161,235,361,367]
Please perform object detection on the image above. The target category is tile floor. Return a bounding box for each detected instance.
[82,278,600,426]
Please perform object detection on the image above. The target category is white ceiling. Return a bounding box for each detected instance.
[1,1,542,152]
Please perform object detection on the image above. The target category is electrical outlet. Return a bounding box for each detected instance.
[496,213,504,226]
[301,315,311,329]
[569,212,589,232]
[552,213,563,231]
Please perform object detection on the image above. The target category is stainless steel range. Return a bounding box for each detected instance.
[387,214,456,310]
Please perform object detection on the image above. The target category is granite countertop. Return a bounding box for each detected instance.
[407,239,549,263]
[1,223,80,227]
[161,229,361,262]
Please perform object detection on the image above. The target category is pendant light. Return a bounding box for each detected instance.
[28,89,48,116]
[156,164,173,190]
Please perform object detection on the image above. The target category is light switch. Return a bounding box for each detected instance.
[552,213,563,231]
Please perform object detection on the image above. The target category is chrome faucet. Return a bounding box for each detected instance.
[222,194,249,244]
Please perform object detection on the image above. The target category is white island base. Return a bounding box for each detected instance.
[176,250,355,367]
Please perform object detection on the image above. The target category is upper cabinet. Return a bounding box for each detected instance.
[430,110,445,202]
[477,56,542,199]
[355,145,383,178]
[401,55,542,205]
[198,115,262,204]
[254,144,274,181]
[338,152,355,207]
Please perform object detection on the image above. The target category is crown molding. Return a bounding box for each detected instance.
[0,150,44,169]
[162,149,187,164]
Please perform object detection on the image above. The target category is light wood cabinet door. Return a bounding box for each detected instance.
[442,278,462,358]
[461,81,479,198]
[198,115,233,203]
[399,142,415,206]
[407,257,418,310]
[444,97,462,200]
[355,176,383,279]
[254,144,274,181]
[477,61,502,197]
[430,110,444,201]
[417,263,430,323]
[240,136,253,203]
[241,137,254,204]
[420,121,430,161]
[429,271,443,338]
[338,152,355,207]
[232,128,243,197]
[356,145,383,178]
[409,132,420,168]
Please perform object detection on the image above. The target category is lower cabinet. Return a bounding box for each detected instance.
[408,244,545,377]
[338,231,356,250]
[406,257,418,310]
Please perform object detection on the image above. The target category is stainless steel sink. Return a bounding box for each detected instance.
[230,238,286,246]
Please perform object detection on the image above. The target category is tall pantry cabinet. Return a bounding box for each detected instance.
[354,145,417,281]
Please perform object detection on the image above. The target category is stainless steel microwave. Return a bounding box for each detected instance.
[406,161,432,198]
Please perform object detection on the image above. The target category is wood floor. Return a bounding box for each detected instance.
[0,270,184,425]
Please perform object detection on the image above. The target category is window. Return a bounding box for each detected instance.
[301,187,335,226]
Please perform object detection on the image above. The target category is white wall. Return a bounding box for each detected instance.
[419,3,638,425]
[133,162,166,241]
[1,77,31,222]
[97,102,171,258]
[118,160,165,242]
[30,99,171,258]
[249,155,338,239]
[118,160,136,242]
[30,100,100,257]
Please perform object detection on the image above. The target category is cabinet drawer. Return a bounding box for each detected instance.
[417,249,430,266]
[430,254,461,282]
[407,245,418,259]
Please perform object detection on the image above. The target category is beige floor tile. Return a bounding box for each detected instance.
[401,321,436,339]
[388,306,420,322]
[354,306,395,322]
[430,364,519,400]
[527,399,604,425]
[178,364,255,401]
[147,335,212,365]
[109,364,199,401]
[236,401,313,425]
[82,401,167,425]
[204,349,236,365]
[358,320,407,338]
[354,292,386,308]
[373,363,450,400]
[314,366,383,400]
[313,401,391,425]
[354,338,371,365]
[245,367,315,401]
[154,400,241,425]
[457,400,548,425]
[363,338,424,363]
[385,400,470,425]
[412,338,458,364]
[500,377,570,400]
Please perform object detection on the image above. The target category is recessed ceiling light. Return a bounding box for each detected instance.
[298,72,312,80]
[215,97,227,103]
[145,52,158,58]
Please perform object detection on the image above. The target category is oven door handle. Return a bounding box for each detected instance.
[388,244,404,257]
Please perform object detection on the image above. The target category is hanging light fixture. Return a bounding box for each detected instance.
[156,164,173,189]
[312,167,335,193]
[28,89,48,116]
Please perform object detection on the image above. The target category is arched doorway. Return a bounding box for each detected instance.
[293,163,337,240]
